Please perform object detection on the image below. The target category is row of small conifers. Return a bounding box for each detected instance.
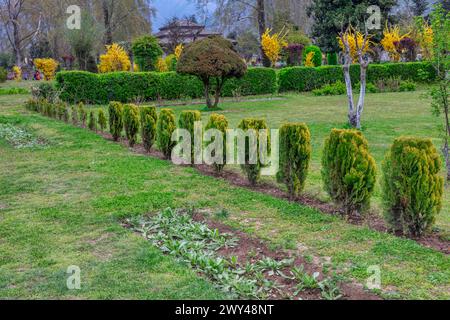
[25,98,444,238]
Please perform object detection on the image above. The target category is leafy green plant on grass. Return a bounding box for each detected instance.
[277,123,311,198]
[123,104,140,147]
[157,109,176,159]
[238,118,270,186]
[312,81,346,96]
[322,129,377,216]
[0,123,47,149]
[108,101,124,141]
[291,265,320,294]
[382,137,444,237]
[98,109,107,132]
[205,114,229,173]
[140,106,158,152]
[178,110,202,163]
[318,278,343,300]
[0,87,29,95]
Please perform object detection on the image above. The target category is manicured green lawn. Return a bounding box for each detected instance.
[0,83,449,299]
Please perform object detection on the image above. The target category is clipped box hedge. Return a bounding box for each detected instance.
[278,62,436,92]
[56,68,277,104]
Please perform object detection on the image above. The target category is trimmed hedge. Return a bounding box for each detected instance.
[56,68,277,104]
[279,62,436,92]
[382,137,444,237]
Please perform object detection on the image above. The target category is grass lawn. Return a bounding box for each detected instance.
[0,81,449,299]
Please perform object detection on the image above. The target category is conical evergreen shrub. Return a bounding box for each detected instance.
[205,113,229,173]
[157,109,176,159]
[108,101,124,141]
[178,110,202,164]
[124,104,140,147]
[140,106,158,152]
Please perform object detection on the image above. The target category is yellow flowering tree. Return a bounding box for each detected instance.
[34,58,59,80]
[304,52,315,67]
[338,30,372,63]
[156,57,168,72]
[414,18,434,60]
[261,28,288,67]
[98,43,131,73]
[174,44,184,60]
[381,25,408,61]
[12,66,21,82]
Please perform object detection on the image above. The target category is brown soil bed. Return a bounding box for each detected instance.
[100,132,449,255]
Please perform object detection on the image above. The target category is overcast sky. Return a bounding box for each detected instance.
[152,0,197,31]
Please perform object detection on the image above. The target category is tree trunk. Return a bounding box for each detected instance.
[103,1,113,45]
[257,0,270,67]
[13,22,22,67]
[204,79,212,108]
[213,78,225,108]
[355,64,368,130]
[342,58,355,127]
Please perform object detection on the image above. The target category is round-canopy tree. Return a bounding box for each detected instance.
[132,35,163,71]
[177,36,247,109]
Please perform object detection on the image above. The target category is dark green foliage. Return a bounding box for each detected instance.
[57,68,286,104]
[141,106,158,152]
[303,45,322,67]
[157,109,176,159]
[108,101,124,141]
[177,36,247,108]
[237,119,269,186]
[399,80,417,92]
[382,137,444,237]
[178,110,202,163]
[205,114,229,173]
[327,53,338,65]
[312,81,346,96]
[31,82,58,102]
[277,123,311,198]
[321,129,377,215]
[0,67,6,83]
[123,104,140,147]
[131,35,163,71]
[88,111,97,132]
[278,62,436,93]
[78,102,87,127]
[71,105,78,126]
[98,109,107,132]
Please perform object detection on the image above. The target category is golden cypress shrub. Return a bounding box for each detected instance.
[238,118,270,186]
[277,123,311,198]
[178,110,201,163]
[108,101,124,141]
[123,104,140,147]
[157,109,176,159]
[98,109,107,132]
[321,129,377,215]
[88,111,97,132]
[205,113,229,173]
[140,106,158,152]
[382,137,444,237]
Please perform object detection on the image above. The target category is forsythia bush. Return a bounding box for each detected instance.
[108,101,124,141]
[34,58,59,80]
[140,106,158,152]
[381,25,407,62]
[157,109,176,159]
[178,110,202,163]
[277,123,311,198]
[99,43,131,73]
[261,28,288,67]
[12,65,21,81]
[123,104,140,147]
[174,44,184,60]
[338,30,372,63]
[321,129,377,215]
[382,137,443,237]
[98,109,107,131]
[238,118,270,186]
[205,113,229,173]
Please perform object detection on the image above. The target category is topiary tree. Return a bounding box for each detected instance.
[178,110,202,164]
[131,35,163,71]
[302,45,322,67]
[205,113,229,173]
[98,109,107,132]
[382,137,444,237]
[177,36,247,109]
[108,101,124,141]
[277,123,312,198]
[88,111,97,132]
[321,129,377,216]
[157,109,177,159]
[238,118,270,186]
[123,104,140,147]
[140,106,158,152]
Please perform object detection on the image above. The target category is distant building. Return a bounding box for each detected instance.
[155,20,221,52]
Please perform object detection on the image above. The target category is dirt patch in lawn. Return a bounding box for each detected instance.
[100,132,449,255]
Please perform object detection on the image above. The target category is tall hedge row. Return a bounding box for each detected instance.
[56,68,277,104]
[278,62,436,92]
